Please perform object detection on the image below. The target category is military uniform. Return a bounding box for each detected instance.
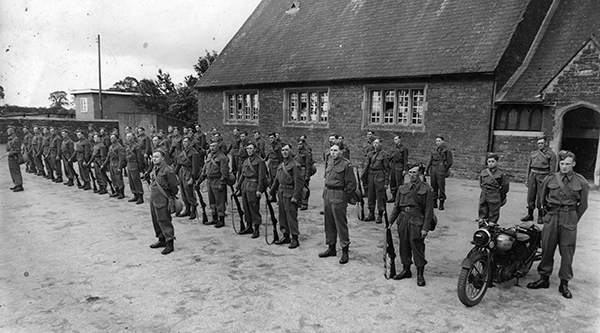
[236,154,268,234]
[267,140,283,184]
[478,166,509,223]
[90,140,108,194]
[364,147,390,223]
[60,134,77,186]
[6,130,23,190]
[41,132,54,180]
[295,145,314,210]
[199,149,230,224]
[74,136,92,189]
[32,132,45,176]
[49,132,63,182]
[270,156,303,245]
[104,140,126,198]
[149,162,179,254]
[426,143,453,208]
[254,137,266,159]
[23,131,35,173]
[389,143,409,199]
[175,144,200,217]
[169,134,183,165]
[125,139,146,202]
[525,148,557,220]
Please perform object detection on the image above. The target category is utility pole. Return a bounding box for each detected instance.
[97,34,103,119]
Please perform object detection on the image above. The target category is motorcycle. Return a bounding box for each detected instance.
[457,219,542,307]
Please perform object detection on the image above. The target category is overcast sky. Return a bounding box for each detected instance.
[0,0,262,107]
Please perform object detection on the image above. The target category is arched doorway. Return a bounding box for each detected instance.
[560,107,600,180]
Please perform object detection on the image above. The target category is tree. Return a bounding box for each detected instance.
[133,78,169,114]
[109,76,139,92]
[0,85,5,100]
[193,50,218,78]
[166,75,198,123]
[48,91,69,109]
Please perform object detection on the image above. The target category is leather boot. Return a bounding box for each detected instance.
[376,210,383,224]
[98,185,108,195]
[275,233,291,245]
[136,194,144,204]
[180,203,191,217]
[393,265,413,280]
[109,187,119,197]
[537,211,543,224]
[559,280,572,299]
[289,235,299,249]
[83,181,91,190]
[365,210,375,221]
[128,194,139,202]
[208,214,218,225]
[189,205,197,219]
[215,216,225,228]
[319,244,337,258]
[54,177,63,183]
[161,240,174,255]
[527,275,550,289]
[521,208,534,221]
[417,267,426,286]
[251,224,260,238]
[149,238,167,248]
[240,224,254,234]
[12,185,24,192]
[339,246,349,264]
[433,200,438,208]
[439,200,445,211]
[66,179,74,187]
[117,188,125,199]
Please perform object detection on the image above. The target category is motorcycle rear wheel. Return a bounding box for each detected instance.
[458,256,489,307]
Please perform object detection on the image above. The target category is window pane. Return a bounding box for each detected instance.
[411,89,424,125]
[290,92,298,121]
[310,92,318,122]
[495,109,508,130]
[245,94,252,120]
[253,94,259,120]
[320,92,329,122]
[397,90,409,124]
[507,108,518,129]
[229,95,236,119]
[370,90,382,124]
[530,109,542,130]
[518,109,531,130]
[384,91,395,124]
[236,94,244,119]
[300,92,308,121]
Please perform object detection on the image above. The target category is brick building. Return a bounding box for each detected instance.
[71,89,138,121]
[195,0,598,184]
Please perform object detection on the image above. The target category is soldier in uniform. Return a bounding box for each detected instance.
[22,126,35,174]
[99,127,111,149]
[267,132,284,189]
[363,138,390,223]
[426,136,453,210]
[235,142,268,238]
[319,144,357,264]
[73,130,92,190]
[148,150,179,255]
[137,127,153,160]
[49,127,63,183]
[527,151,589,299]
[199,140,230,228]
[32,126,46,177]
[389,163,435,286]
[388,134,409,202]
[6,125,24,192]
[269,143,303,248]
[194,124,208,152]
[253,130,266,159]
[295,138,314,210]
[41,127,54,181]
[103,134,126,199]
[168,127,183,165]
[521,137,557,223]
[230,128,241,177]
[361,131,375,190]
[60,129,77,187]
[478,153,510,224]
[89,134,109,194]
[175,136,200,219]
[125,132,146,203]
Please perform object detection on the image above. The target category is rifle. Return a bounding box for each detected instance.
[103,168,116,194]
[194,181,209,224]
[264,197,279,245]
[0,153,8,160]
[228,184,246,234]
[356,168,365,221]
[383,209,397,280]
[73,169,83,188]
[86,163,98,192]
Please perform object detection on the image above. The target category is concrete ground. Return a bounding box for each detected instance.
[1,151,599,333]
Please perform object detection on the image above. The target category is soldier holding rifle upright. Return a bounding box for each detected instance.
[235,142,268,238]
[198,140,230,228]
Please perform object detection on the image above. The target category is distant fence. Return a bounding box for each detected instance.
[0,117,119,144]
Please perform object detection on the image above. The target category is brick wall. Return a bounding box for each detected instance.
[198,76,495,179]
[0,118,119,144]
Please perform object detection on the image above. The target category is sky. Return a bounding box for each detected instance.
[0,0,263,107]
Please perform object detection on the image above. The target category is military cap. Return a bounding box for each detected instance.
[61,128,70,133]
[76,129,84,134]
[7,125,16,130]
[158,129,165,133]
[22,126,29,130]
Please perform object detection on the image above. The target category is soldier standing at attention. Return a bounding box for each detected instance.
[194,124,208,152]
[388,134,409,202]
[148,150,179,255]
[270,143,303,248]
[253,130,266,159]
[89,134,109,195]
[235,142,268,238]
[168,127,183,165]
[295,138,314,211]
[521,137,557,224]
[60,129,76,187]
[478,153,510,224]
[362,131,375,171]
[125,132,146,203]
[136,127,153,161]
[103,134,126,199]
[230,128,241,177]
[199,140,230,228]
[49,127,63,183]
[527,151,589,299]
[73,130,92,190]
[6,125,24,192]
[364,138,390,223]
[41,127,54,181]
[267,132,284,190]
[319,144,357,264]
[22,126,35,174]
[388,163,434,286]
[426,136,453,210]
[175,136,200,219]
[32,126,46,177]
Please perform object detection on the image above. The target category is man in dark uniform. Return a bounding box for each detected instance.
[194,124,208,152]
[199,140,230,228]
[125,132,146,203]
[49,127,63,183]
[137,127,153,160]
[175,136,200,219]
[168,127,183,165]
[364,138,390,223]
[41,127,54,181]
[235,142,268,238]
[267,132,284,188]
[22,126,35,174]
[270,143,303,248]
[89,134,109,195]
[521,137,557,224]
[230,128,241,177]
[253,130,266,159]
[99,127,111,149]
[60,129,77,187]
[295,138,314,211]
[103,134,126,199]
[5,125,24,191]
[478,153,510,224]
[319,144,357,264]
[389,134,409,202]
[73,130,92,190]
[389,163,435,286]
[32,126,46,177]
[527,151,589,299]
[148,150,179,255]
[426,136,453,210]
[362,131,375,171]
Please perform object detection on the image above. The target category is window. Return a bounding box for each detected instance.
[366,87,426,128]
[283,88,330,128]
[224,91,259,124]
[495,105,542,131]
[80,98,88,113]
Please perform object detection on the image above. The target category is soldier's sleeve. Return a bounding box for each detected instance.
[191,151,200,180]
[404,147,409,172]
[167,168,179,196]
[425,153,432,172]
[445,149,453,169]
[344,162,357,195]
[549,151,558,173]
[9,137,22,156]
[383,151,391,186]
[576,178,589,220]
[500,173,510,196]
[389,202,400,225]
[422,186,435,231]
[219,155,230,185]
[257,159,268,193]
[102,148,110,168]
[539,175,552,209]
[292,163,303,201]
[136,147,146,171]
[118,146,126,169]
[85,142,92,161]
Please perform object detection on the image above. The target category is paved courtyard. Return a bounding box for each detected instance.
[1,152,599,333]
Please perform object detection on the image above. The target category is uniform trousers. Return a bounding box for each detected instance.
[127,167,144,195]
[526,171,548,209]
[323,188,350,247]
[277,190,299,236]
[389,169,405,196]
[430,165,447,201]
[367,170,386,213]
[241,180,261,225]
[178,167,196,206]
[538,210,578,281]
[478,190,502,223]
[8,156,23,186]
[150,201,175,241]
[110,163,124,189]
[207,178,227,217]
[397,213,427,267]
[50,154,62,178]
[77,159,90,182]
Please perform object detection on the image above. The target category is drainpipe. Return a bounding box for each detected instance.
[487,80,497,152]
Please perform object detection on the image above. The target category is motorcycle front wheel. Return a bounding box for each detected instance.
[457,255,489,307]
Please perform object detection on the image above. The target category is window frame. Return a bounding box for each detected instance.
[80,98,88,113]
[363,84,428,132]
[494,105,543,132]
[223,90,260,125]
[283,87,330,129]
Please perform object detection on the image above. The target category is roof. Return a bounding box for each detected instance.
[197,0,533,88]
[498,0,600,103]
[70,89,137,97]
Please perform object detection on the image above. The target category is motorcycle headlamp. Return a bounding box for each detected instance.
[473,229,491,247]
